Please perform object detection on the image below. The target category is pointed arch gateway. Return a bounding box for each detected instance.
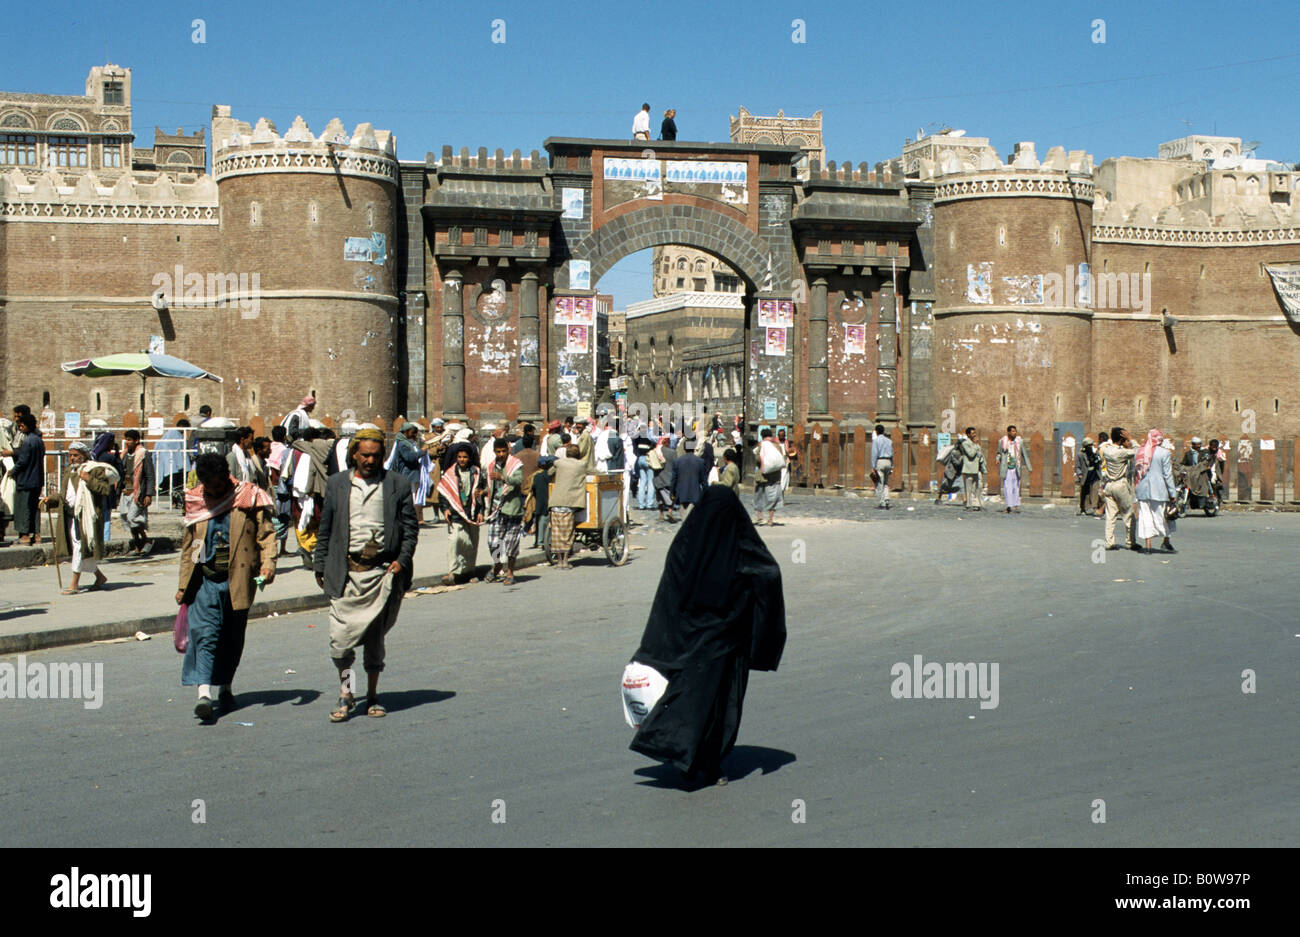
[553,204,774,293]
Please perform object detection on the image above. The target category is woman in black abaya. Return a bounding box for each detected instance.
[629,485,786,787]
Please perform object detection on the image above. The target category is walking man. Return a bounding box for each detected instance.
[177,453,276,721]
[119,429,155,555]
[438,442,485,585]
[484,437,525,584]
[633,103,652,140]
[1134,429,1177,554]
[753,427,785,525]
[671,439,710,517]
[959,427,986,511]
[1099,427,1138,551]
[997,425,1030,514]
[549,444,588,569]
[47,441,117,594]
[315,428,417,721]
[871,423,894,509]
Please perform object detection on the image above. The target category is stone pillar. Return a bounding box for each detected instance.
[808,278,830,418]
[405,290,426,418]
[442,269,465,417]
[519,270,542,420]
[877,283,898,421]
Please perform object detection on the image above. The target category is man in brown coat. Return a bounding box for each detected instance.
[176,452,277,720]
[549,444,589,569]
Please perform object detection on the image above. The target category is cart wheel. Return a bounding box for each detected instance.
[603,517,629,566]
[542,523,555,564]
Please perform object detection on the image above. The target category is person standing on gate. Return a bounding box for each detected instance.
[632,103,651,141]
[660,109,677,141]
[871,424,894,510]
[997,425,1030,514]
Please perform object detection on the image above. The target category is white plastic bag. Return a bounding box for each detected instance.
[621,662,668,728]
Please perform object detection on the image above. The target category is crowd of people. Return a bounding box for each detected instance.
[3,392,1238,745]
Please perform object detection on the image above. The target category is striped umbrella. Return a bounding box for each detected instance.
[61,352,223,411]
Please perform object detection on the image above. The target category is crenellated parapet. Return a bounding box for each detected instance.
[212,112,398,185]
[433,146,544,171]
[935,173,1095,205]
[929,142,1095,204]
[0,165,218,223]
[805,159,897,184]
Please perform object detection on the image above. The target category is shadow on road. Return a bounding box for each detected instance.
[633,745,797,789]
[0,606,49,619]
[372,688,456,713]
[232,688,323,708]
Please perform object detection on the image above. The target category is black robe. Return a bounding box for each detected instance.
[629,486,786,780]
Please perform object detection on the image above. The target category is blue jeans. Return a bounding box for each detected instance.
[636,457,654,509]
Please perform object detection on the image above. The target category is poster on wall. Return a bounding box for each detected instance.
[370,232,387,266]
[553,295,574,325]
[1003,273,1044,305]
[967,262,993,304]
[570,296,595,326]
[757,299,795,329]
[148,335,165,355]
[764,326,787,357]
[566,324,590,353]
[557,374,579,408]
[63,412,81,438]
[843,324,867,355]
[569,260,591,290]
[1265,264,1300,324]
[562,187,584,220]
[1076,262,1092,307]
[344,237,372,262]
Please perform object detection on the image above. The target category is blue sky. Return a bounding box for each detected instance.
[5,0,1298,304]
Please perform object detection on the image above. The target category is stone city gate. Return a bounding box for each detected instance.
[399,136,921,431]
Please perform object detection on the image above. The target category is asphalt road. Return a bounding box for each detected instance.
[1,500,1295,847]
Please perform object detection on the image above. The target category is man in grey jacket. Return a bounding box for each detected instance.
[959,427,987,511]
[1135,431,1177,554]
[315,428,418,721]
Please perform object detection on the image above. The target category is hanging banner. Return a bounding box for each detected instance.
[1265,264,1300,323]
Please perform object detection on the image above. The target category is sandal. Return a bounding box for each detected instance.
[365,697,386,718]
[503,575,516,586]
[329,693,356,723]
[60,587,83,595]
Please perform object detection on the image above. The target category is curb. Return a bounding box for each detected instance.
[0,537,181,572]
[0,547,556,656]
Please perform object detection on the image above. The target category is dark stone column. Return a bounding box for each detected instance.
[405,290,426,417]
[808,277,830,418]
[442,269,465,417]
[519,269,542,420]
[877,283,898,421]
